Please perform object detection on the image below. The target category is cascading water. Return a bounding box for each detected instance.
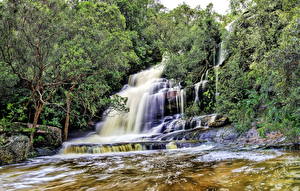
[99,60,187,136]
[61,47,230,155]
[100,64,166,136]
[61,48,229,155]
[215,43,225,101]
[194,69,209,103]
[62,57,193,153]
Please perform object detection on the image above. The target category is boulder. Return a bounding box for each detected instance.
[0,135,31,165]
[208,115,229,127]
[35,126,62,148]
[35,147,57,156]
[10,123,62,149]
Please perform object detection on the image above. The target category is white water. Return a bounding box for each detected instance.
[100,64,166,136]
[215,43,225,101]
[194,69,209,103]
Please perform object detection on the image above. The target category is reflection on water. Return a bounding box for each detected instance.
[0,148,299,191]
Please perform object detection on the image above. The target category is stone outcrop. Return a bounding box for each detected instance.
[0,135,31,165]
[208,115,229,127]
[10,123,62,148]
[0,124,62,165]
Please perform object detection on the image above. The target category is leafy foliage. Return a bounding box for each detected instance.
[218,0,300,140]
[156,4,222,115]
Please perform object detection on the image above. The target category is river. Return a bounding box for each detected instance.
[0,146,299,191]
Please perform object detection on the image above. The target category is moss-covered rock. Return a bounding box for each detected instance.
[0,135,30,165]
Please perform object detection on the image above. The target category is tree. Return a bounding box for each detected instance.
[103,0,165,73]
[0,0,137,141]
[58,1,137,140]
[156,4,222,114]
[0,0,72,142]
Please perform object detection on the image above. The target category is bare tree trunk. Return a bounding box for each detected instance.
[63,84,75,141]
[63,92,71,141]
[30,102,44,144]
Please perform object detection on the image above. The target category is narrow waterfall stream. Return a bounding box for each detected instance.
[0,60,299,191]
[215,43,226,101]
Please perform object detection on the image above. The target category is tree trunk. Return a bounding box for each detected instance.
[30,102,44,144]
[63,92,71,141]
[63,83,76,141]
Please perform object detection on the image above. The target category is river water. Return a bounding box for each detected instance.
[0,146,299,191]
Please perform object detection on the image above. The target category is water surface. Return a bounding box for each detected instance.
[0,147,299,191]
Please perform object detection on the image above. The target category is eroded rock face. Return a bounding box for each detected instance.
[237,128,287,147]
[0,135,30,165]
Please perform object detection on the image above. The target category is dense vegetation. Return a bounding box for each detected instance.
[0,0,299,143]
[218,0,300,140]
[0,0,163,141]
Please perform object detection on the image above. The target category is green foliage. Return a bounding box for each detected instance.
[110,95,129,113]
[103,0,164,73]
[41,106,64,128]
[218,0,300,140]
[0,134,8,146]
[155,4,222,115]
[0,118,12,132]
[33,135,45,145]
[184,104,201,118]
[0,0,163,135]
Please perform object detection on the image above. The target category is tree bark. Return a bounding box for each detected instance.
[30,102,44,144]
[63,92,71,141]
[63,84,75,141]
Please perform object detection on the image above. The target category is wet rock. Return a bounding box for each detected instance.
[162,119,185,134]
[208,115,229,127]
[213,126,239,143]
[35,147,57,156]
[263,143,300,150]
[245,128,260,139]
[0,135,31,165]
[236,128,290,148]
[163,116,174,123]
[198,115,215,126]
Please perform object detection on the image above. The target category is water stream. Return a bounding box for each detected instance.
[0,149,299,191]
[215,43,226,101]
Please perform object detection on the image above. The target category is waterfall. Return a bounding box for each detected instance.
[61,56,223,154]
[215,43,225,101]
[194,69,209,103]
[180,89,186,115]
[100,64,164,136]
[99,58,186,136]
